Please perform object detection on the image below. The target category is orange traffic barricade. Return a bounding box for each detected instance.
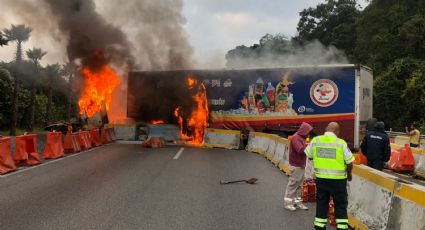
[42,132,65,159]
[77,131,91,150]
[0,136,17,174]
[14,134,42,166]
[388,144,415,173]
[101,128,111,144]
[64,132,81,153]
[357,149,368,165]
[89,129,102,147]
[83,131,93,149]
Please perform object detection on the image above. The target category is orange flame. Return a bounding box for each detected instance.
[150,120,165,125]
[187,78,195,88]
[174,77,209,146]
[78,65,121,118]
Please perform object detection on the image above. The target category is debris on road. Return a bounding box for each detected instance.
[219,177,258,185]
[141,136,166,148]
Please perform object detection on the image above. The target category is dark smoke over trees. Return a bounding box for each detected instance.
[0,0,195,133]
[42,0,134,71]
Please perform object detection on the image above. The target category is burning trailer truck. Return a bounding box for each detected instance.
[127,64,373,149]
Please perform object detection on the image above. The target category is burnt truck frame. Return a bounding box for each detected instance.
[128,64,373,149]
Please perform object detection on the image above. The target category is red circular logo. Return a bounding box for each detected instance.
[310,79,339,107]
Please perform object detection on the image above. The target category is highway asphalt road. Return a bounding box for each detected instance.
[0,144,322,230]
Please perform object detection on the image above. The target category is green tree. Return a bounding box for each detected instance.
[374,58,425,130]
[35,94,48,126]
[355,0,425,131]
[3,24,32,135]
[355,0,425,72]
[26,48,47,131]
[44,64,62,125]
[0,67,12,129]
[296,0,360,60]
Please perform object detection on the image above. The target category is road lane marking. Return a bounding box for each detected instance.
[0,145,105,178]
[173,147,184,160]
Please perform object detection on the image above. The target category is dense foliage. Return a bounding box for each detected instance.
[226,0,425,131]
[0,25,75,134]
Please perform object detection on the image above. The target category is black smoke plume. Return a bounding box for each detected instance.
[43,0,134,71]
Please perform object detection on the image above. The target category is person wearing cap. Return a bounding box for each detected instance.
[305,122,354,230]
[360,121,391,171]
[284,122,313,211]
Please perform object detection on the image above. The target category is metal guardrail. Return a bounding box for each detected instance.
[385,131,425,139]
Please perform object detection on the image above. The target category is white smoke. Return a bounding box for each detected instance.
[226,40,349,69]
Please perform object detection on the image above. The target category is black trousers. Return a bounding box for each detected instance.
[367,159,384,171]
[315,178,348,230]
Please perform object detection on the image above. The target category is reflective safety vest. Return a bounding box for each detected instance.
[311,135,347,179]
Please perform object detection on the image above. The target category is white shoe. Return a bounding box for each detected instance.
[284,204,297,211]
[295,203,309,210]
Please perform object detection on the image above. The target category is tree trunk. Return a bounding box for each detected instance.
[28,84,36,131]
[10,41,22,136]
[66,73,73,122]
[9,75,18,136]
[46,86,53,126]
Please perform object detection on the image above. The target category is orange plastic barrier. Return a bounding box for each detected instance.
[388,144,415,173]
[64,132,81,153]
[77,131,91,150]
[83,131,93,148]
[357,149,368,165]
[101,128,111,144]
[13,134,42,166]
[0,137,16,174]
[42,132,65,159]
[89,129,102,147]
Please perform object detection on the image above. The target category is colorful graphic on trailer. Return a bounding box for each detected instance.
[202,68,355,116]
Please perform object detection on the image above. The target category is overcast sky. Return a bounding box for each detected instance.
[0,0,368,68]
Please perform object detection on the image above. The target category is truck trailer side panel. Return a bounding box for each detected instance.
[128,65,372,148]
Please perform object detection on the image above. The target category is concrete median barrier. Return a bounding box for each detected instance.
[394,136,410,146]
[348,165,396,229]
[394,135,425,150]
[388,182,425,230]
[274,138,291,174]
[348,164,425,230]
[108,124,136,140]
[203,128,242,150]
[265,135,279,163]
[246,132,274,156]
[246,132,292,174]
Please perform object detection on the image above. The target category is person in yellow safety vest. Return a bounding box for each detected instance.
[305,122,354,230]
